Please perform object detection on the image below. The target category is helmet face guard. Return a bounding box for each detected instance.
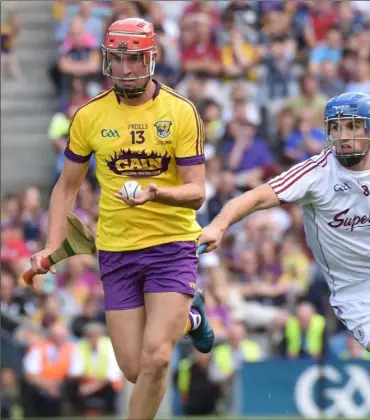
[102,47,155,98]
[324,93,370,168]
[325,116,370,167]
[102,19,156,99]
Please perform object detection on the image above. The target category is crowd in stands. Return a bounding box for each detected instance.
[1,1,370,417]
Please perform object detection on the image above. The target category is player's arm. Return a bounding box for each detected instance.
[200,152,323,252]
[30,109,92,274]
[153,102,206,209]
[153,163,205,210]
[46,159,89,250]
[199,184,279,251]
[46,108,92,250]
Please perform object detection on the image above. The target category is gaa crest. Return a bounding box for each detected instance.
[154,121,172,138]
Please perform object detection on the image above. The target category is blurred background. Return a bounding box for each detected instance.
[1,1,370,419]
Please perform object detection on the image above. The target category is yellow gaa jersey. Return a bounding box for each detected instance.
[65,81,205,251]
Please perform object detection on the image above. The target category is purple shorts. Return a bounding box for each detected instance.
[99,241,198,311]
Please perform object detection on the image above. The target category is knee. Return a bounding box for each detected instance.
[116,361,139,384]
[140,341,172,380]
[124,371,139,384]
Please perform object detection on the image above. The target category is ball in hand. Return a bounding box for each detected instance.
[121,181,142,199]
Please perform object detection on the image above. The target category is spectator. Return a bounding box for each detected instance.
[153,40,179,87]
[287,72,328,127]
[57,16,101,103]
[175,347,222,416]
[48,100,96,184]
[317,60,346,98]
[284,107,326,163]
[338,48,358,84]
[346,57,370,95]
[259,35,298,103]
[22,322,76,418]
[283,302,326,359]
[0,224,30,278]
[20,187,43,252]
[1,266,36,333]
[307,0,337,42]
[180,13,222,78]
[147,2,180,45]
[68,322,121,417]
[0,10,21,80]
[347,28,370,61]
[222,1,259,45]
[55,0,105,47]
[31,294,64,330]
[269,106,297,166]
[1,194,21,229]
[337,0,367,41]
[211,319,262,373]
[0,368,21,419]
[203,273,232,343]
[182,0,221,30]
[258,240,283,289]
[71,296,106,339]
[278,233,311,300]
[107,0,142,27]
[199,99,224,144]
[220,22,259,82]
[219,116,272,190]
[309,25,343,73]
[259,4,296,43]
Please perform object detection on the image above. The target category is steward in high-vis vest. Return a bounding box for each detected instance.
[23,322,75,418]
[284,303,326,358]
[176,320,262,415]
[212,338,261,376]
[68,322,122,417]
[176,347,222,416]
[211,319,261,378]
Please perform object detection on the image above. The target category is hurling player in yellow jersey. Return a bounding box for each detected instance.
[29,18,214,420]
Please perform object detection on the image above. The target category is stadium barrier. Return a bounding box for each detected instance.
[237,358,370,418]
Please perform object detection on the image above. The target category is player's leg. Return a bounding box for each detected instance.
[127,241,214,419]
[332,300,370,353]
[106,308,145,383]
[128,292,191,419]
[99,250,146,383]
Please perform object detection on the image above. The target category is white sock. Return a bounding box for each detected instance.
[189,308,202,331]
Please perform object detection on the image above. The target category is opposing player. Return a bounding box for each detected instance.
[29,19,214,419]
[200,92,370,351]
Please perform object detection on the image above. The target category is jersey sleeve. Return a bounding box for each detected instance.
[268,150,331,205]
[174,103,205,166]
[64,108,93,163]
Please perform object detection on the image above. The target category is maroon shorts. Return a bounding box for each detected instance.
[99,241,198,311]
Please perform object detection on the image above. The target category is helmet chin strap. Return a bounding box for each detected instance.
[113,77,150,99]
[335,138,370,167]
[336,153,365,167]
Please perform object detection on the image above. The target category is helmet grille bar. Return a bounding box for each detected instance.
[108,31,147,38]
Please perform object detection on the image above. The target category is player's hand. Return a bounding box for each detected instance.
[30,248,56,275]
[198,224,225,253]
[115,183,158,207]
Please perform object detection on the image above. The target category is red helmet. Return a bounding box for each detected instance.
[102,18,156,98]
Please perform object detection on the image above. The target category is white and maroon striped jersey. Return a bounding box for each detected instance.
[268,148,370,305]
